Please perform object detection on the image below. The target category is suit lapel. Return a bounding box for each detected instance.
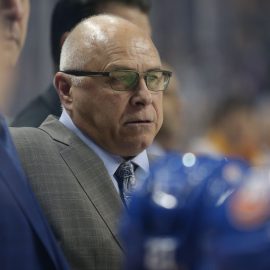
[0,145,64,267]
[40,116,124,250]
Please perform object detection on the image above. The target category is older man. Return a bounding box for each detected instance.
[12,0,151,127]
[0,1,69,269]
[11,15,171,270]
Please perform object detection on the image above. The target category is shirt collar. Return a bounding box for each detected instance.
[59,109,149,188]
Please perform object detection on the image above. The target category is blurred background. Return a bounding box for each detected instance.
[10,0,270,156]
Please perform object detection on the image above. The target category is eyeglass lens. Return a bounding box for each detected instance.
[109,70,170,91]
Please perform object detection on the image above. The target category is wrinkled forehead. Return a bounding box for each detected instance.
[62,17,161,71]
[85,27,160,71]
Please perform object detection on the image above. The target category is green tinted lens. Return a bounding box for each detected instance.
[146,71,169,91]
[110,71,138,91]
[161,72,171,90]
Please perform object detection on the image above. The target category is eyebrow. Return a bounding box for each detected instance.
[106,65,162,72]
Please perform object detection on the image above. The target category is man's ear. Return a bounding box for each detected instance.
[54,72,73,110]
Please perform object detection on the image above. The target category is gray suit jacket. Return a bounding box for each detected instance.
[11,116,124,270]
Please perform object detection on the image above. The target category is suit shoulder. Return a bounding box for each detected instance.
[10,127,53,150]
[10,126,49,139]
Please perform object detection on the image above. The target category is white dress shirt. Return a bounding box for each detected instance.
[59,109,149,193]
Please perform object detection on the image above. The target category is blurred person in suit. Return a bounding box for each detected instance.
[11,0,151,127]
[0,1,69,269]
[11,14,172,270]
[0,0,29,112]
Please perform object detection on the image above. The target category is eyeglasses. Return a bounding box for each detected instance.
[60,69,172,92]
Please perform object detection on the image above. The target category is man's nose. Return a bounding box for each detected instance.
[130,78,153,107]
[1,0,23,21]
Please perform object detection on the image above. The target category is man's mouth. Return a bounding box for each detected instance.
[2,22,21,47]
[5,33,20,46]
[125,119,153,125]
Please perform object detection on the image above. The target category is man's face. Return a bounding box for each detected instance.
[0,0,30,111]
[0,0,29,66]
[67,29,163,157]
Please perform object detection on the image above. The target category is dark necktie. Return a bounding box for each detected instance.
[114,161,136,207]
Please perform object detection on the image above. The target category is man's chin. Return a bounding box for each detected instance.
[2,41,21,67]
[119,140,153,157]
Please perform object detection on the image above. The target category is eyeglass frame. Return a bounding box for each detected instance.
[60,69,172,92]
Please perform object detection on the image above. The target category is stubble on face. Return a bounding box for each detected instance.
[62,15,163,157]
